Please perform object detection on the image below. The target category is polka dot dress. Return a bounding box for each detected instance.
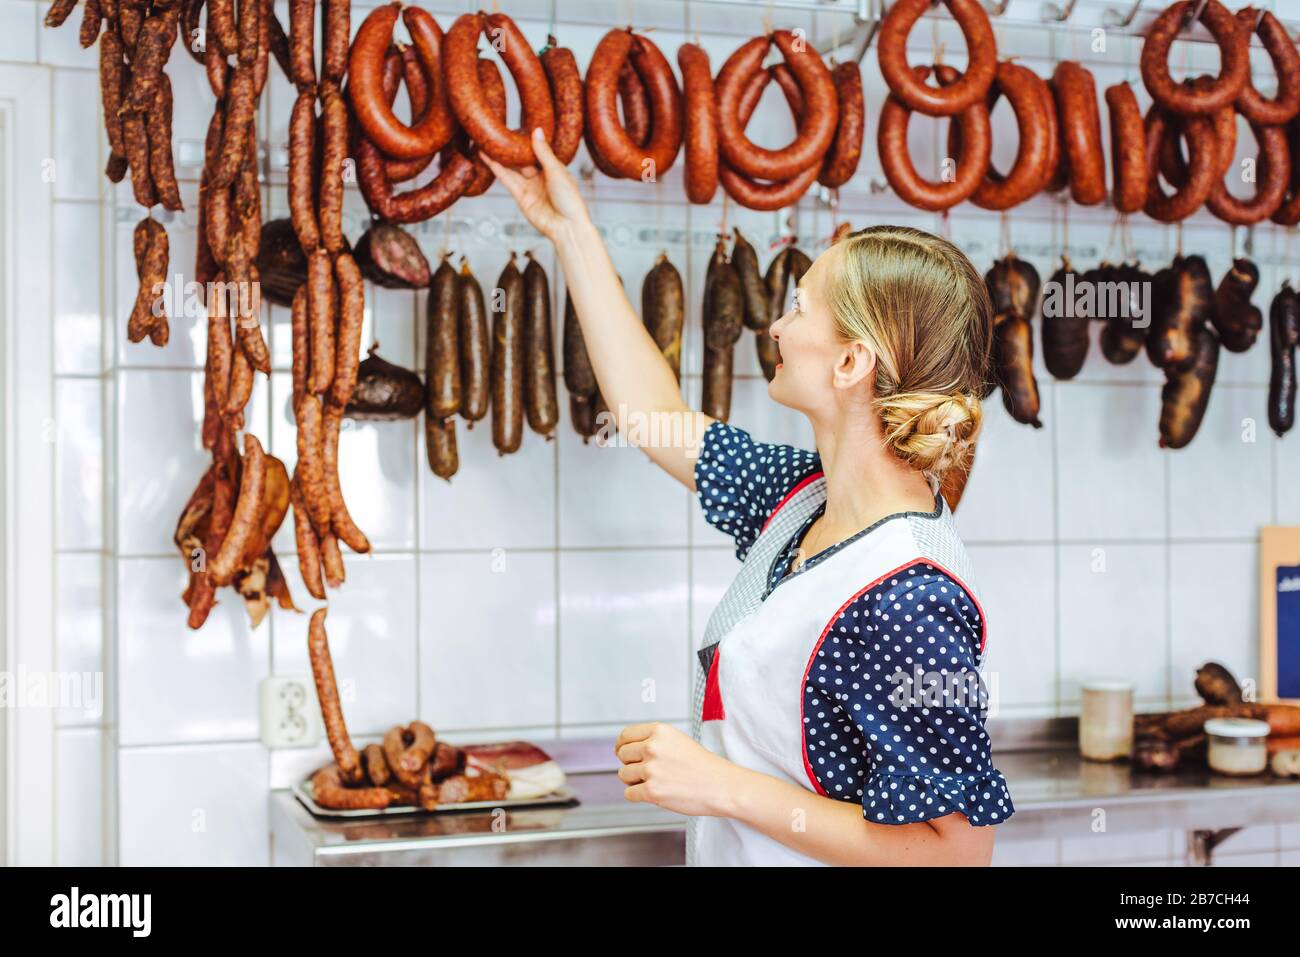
[695,420,1015,829]
[802,563,1014,826]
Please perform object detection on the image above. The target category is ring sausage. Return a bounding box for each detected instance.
[1144,106,1216,222]
[444,11,554,167]
[541,39,584,165]
[1205,118,1290,225]
[1235,9,1300,127]
[678,43,719,203]
[1053,61,1106,206]
[1105,81,1148,214]
[819,61,865,189]
[877,0,997,117]
[878,64,991,212]
[716,31,836,182]
[1141,0,1248,117]
[586,29,683,181]
[949,60,1049,211]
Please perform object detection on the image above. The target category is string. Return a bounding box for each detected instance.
[999,211,1010,257]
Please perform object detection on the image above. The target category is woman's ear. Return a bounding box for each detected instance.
[832,340,877,391]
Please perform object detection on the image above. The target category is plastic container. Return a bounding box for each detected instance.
[1079,680,1134,762]
[1204,717,1270,776]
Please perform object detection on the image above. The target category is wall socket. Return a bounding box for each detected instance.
[259,677,323,749]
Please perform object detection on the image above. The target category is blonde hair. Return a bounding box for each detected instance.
[825,226,992,477]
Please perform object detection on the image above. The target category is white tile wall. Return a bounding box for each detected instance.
[29,0,1296,866]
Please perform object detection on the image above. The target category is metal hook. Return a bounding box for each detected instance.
[817,0,883,61]
[1103,0,1144,27]
[983,0,1011,14]
[1041,0,1080,22]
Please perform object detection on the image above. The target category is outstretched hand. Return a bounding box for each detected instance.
[481,129,593,243]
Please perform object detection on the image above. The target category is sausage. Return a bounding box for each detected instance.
[348,5,454,160]
[122,106,157,208]
[1205,120,1290,226]
[210,66,256,190]
[128,217,167,342]
[443,58,507,198]
[287,0,315,89]
[678,43,718,203]
[144,75,183,211]
[491,255,526,455]
[124,4,180,114]
[1099,263,1152,365]
[1148,255,1214,370]
[757,246,792,381]
[289,479,326,600]
[541,40,583,164]
[304,249,335,394]
[321,402,371,554]
[208,433,267,585]
[310,764,392,810]
[994,314,1043,427]
[563,289,598,435]
[1040,76,1067,193]
[354,133,476,224]
[1052,62,1106,206]
[1212,258,1262,353]
[523,253,558,436]
[321,0,348,84]
[330,251,365,409]
[1144,107,1216,222]
[1273,118,1300,226]
[379,46,436,184]
[820,61,865,189]
[225,224,271,374]
[99,27,127,162]
[1105,82,1147,213]
[382,722,436,789]
[878,64,990,212]
[1159,325,1221,449]
[288,90,319,252]
[78,0,102,48]
[1269,283,1299,437]
[223,347,254,418]
[44,0,77,28]
[427,255,461,420]
[361,743,391,786]
[208,0,238,59]
[119,3,142,55]
[730,229,768,332]
[717,66,818,211]
[457,260,491,424]
[425,413,459,479]
[618,62,651,148]
[701,240,744,421]
[307,608,365,785]
[586,29,682,181]
[716,31,836,182]
[233,126,261,265]
[318,530,345,588]
[1236,9,1300,127]
[877,0,996,116]
[641,254,684,382]
[949,60,1050,211]
[318,85,347,254]
[206,270,234,427]
[1141,0,1249,117]
[289,283,310,412]
[295,394,332,533]
[444,12,554,168]
[1040,261,1091,379]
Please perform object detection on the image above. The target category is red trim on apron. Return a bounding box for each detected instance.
[759,471,824,536]
[702,645,726,722]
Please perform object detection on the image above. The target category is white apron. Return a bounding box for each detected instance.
[687,472,986,866]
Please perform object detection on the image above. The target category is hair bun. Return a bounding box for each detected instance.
[876,391,982,475]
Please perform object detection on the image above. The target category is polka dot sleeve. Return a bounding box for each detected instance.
[693,421,821,561]
[803,563,1015,827]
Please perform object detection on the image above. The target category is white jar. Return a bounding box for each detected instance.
[1204,718,1270,776]
[1079,680,1134,762]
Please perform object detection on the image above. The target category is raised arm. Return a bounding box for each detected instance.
[483,131,712,490]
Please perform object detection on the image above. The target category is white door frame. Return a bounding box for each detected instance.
[0,62,56,867]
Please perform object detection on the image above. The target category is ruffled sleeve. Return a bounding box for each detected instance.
[803,562,1015,827]
[693,420,820,561]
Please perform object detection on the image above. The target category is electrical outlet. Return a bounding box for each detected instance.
[259,677,323,749]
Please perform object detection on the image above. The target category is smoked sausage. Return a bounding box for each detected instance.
[877,0,996,116]
[1053,61,1106,206]
[1236,8,1300,127]
[491,255,526,455]
[1141,0,1248,117]
[523,253,558,437]
[678,42,718,203]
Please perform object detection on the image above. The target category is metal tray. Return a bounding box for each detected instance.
[292,778,579,819]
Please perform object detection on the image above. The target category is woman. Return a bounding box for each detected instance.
[484,131,1015,867]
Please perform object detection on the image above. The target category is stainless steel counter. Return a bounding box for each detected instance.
[270,722,1300,866]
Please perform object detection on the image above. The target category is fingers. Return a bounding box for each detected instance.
[616,741,646,764]
[530,127,565,175]
[615,723,656,750]
[481,153,528,194]
[617,761,647,785]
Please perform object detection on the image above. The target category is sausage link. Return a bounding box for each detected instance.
[878,64,990,212]
[1205,119,1290,225]
[289,90,320,252]
[1269,284,1300,436]
[306,249,335,393]
[678,43,718,203]
[541,40,583,164]
[1159,325,1221,449]
[307,608,365,785]
[44,0,77,28]
[208,433,267,585]
[210,66,256,190]
[382,46,436,184]
[321,0,348,84]
[318,84,347,254]
[330,251,366,409]
[641,253,684,382]
[80,0,103,50]
[717,67,819,211]
[1141,0,1249,117]
[355,133,476,223]
[1144,107,1216,222]
[1274,118,1300,226]
[587,30,682,181]
[523,253,558,436]
[730,228,768,332]
[877,0,996,116]
[1105,81,1147,213]
[491,255,526,455]
[295,394,333,534]
[563,288,597,405]
[122,108,157,208]
[618,61,651,148]
[289,478,326,600]
[208,0,238,58]
[124,4,180,114]
[99,27,127,161]
[819,61,865,189]
[290,282,310,410]
[319,531,345,587]
[427,255,461,419]
[145,73,183,211]
[425,414,459,479]
[1053,61,1106,206]
[444,59,507,198]
[458,259,491,423]
[288,0,316,89]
